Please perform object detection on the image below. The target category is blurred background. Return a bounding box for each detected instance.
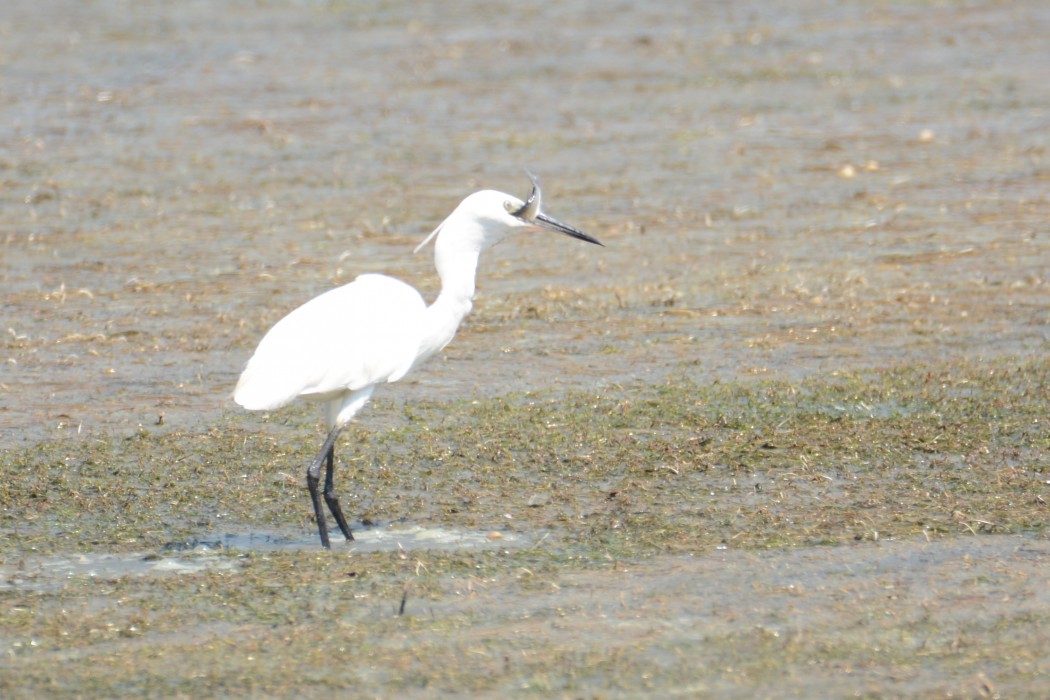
[2,0,1046,443]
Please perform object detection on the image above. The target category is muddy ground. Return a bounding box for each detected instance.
[2,0,1048,697]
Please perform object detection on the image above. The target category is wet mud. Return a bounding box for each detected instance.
[2,0,1048,696]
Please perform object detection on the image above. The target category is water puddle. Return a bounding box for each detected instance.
[164,522,531,554]
[2,524,532,591]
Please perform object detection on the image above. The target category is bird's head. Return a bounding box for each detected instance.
[415,172,603,255]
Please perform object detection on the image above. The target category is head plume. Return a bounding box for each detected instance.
[414,171,541,254]
[510,170,541,221]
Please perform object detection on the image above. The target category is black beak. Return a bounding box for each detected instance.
[535,212,604,246]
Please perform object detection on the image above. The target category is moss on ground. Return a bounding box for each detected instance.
[1,356,1047,697]
[3,355,1045,557]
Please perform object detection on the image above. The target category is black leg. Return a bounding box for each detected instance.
[306,425,345,549]
[323,441,355,541]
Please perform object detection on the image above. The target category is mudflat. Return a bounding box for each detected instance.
[2,1,1047,696]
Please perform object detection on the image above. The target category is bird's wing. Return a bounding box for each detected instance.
[234,274,427,410]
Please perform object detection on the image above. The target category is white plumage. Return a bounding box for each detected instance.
[234,274,425,413]
[234,175,602,548]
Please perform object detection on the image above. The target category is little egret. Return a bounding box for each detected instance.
[234,174,602,548]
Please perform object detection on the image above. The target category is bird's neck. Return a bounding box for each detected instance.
[436,242,480,300]
[417,248,479,362]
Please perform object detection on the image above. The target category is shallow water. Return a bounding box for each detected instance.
[5,531,1048,696]
[1,1,1048,695]
[3,0,1047,448]
[1,523,530,592]
[167,523,531,554]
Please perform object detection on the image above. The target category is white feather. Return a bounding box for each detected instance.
[234,274,425,411]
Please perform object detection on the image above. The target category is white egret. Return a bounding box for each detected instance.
[234,174,602,548]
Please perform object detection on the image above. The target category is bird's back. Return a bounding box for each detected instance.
[234,274,427,411]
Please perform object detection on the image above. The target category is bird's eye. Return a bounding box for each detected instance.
[504,200,517,213]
